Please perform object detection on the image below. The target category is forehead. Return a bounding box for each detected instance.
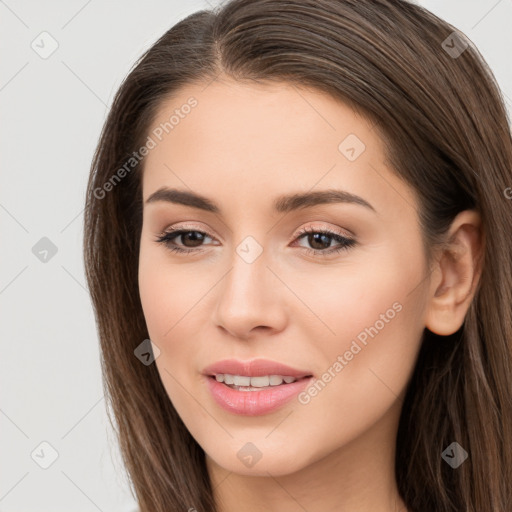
[141,78,417,221]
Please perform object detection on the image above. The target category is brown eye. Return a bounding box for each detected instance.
[175,231,207,248]
[155,229,214,253]
[294,226,356,256]
[155,226,357,257]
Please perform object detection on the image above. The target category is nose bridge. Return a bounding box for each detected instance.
[222,238,271,309]
[213,232,286,338]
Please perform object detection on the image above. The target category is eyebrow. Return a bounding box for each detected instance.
[144,187,376,214]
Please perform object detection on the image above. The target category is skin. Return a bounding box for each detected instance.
[137,76,483,512]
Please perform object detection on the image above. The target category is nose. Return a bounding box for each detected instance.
[212,247,288,341]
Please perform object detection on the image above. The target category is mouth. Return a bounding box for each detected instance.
[204,373,315,416]
[202,358,314,414]
[207,373,313,391]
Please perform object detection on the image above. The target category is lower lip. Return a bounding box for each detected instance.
[204,375,313,416]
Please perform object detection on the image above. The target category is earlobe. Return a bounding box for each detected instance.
[424,210,484,336]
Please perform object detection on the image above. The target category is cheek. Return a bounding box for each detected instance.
[281,243,420,351]
[138,243,206,340]
[290,245,426,436]
[138,250,208,412]
[138,244,222,396]
[294,298,422,459]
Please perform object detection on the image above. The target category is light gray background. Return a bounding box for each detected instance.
[1,0,511,510]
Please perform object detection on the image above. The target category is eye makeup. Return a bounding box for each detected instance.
[154,224,357,257]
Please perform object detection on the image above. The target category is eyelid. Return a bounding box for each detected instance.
[156,221,356,259]
[158,222,217,239]
[156,224,357,259]
[290,222,354,241]
[159,221,353,243]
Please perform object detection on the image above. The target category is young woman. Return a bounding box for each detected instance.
[83,1,512,511]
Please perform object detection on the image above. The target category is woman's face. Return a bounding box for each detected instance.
[138,78,429,477]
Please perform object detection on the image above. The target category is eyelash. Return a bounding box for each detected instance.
[155,225,356,257]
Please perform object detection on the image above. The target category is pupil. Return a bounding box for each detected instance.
[183,231,204,247]
[309,233,330,250]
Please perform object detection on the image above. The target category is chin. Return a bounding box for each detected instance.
[206,441,310,477]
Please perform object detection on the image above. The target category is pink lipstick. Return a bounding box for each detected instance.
[202,358,314,416]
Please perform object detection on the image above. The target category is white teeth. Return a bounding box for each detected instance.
[269,375,283,385]
[223,374,234,385]
[214,374,299,387]
[250,376,269,387]
[233,375,251,386]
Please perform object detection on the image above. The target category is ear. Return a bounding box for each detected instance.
[424,210,484,336]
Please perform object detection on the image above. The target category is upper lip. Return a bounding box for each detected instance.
[202,358,314,378]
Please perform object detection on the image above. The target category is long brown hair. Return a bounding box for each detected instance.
[83,1,512,510]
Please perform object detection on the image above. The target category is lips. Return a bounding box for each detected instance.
[201,358,314,415]
[202,358,314,379]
